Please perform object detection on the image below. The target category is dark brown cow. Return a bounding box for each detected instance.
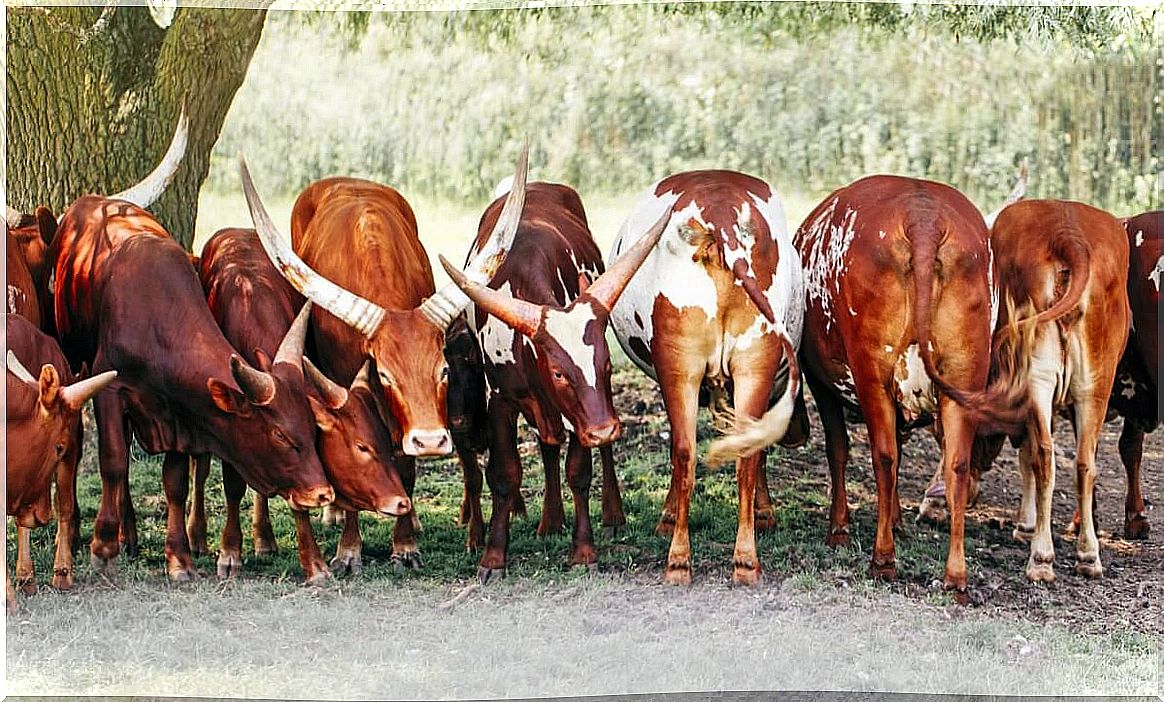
[438,182,665,582]
[239,150,527,568]
[715,175,1032,596]
[6,314,116,611]
[49,196,334,581]
[611,171,803,585]
[194,227,412,581]
[980,200,1130,581]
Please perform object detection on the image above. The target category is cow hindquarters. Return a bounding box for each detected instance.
[1119,420,1150,539]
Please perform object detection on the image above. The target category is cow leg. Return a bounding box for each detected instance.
[938,398,974,600]
[599,444,626,536]
[90,391,130,576]
[52,442,81,590]
[537,441,566,536]
[217,461,246,579]
[161,451,198,581]
[728,361,780,586]
[1119,420,1149,540]
[16,526,36,595]
[252,496,279,556]
[332,511,363,576]
[119,477,139,557]
[564,436,597,567]
[806,374,851,547]
[659,374,701,586]
[187,454,211,556]
[458,445,487,550]
[5,560,16,613]
[856,384,900,580]
[1071,394,1108,578]
[390,456,422,570]
[479,404,522,584]
[293,509,332,585]
[1022,382,1057,583]
[753,452,776,533]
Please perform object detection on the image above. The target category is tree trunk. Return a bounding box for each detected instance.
[6,4,268,250]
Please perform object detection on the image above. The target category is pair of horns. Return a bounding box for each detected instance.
[438,202,675,337]
[240,144,529,339]
[7,351,118,412]
[983,160,1029,229]
[227,302,314,405]
[303,357,373,411]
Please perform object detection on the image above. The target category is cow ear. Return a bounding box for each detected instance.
[253,349,273,372]
[37,363,63,410]
[307,395,337,432]
[207,377,249,416]
[35,206,57,246]
[577,273,591,295]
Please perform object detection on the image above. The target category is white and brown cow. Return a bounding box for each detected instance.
[610,170,804,585]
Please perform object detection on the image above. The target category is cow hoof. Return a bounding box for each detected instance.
[168,566,198,583]
[916,497,948,525]
[662,563,692,586]
[330,553,363,576]
[17,578,36,596]
[754,508,777,533]
[825,529,850,548]
[477,566,506,585]
[1124,514,1150,540]
[949,587,970,606]
[390,550,423,573]
[216,552,242,580]
[253,540,278,557]
[51,569,74,591]
[89,553,118,578]
[304,568,333,587]
[1012,524,1035,543]
[1026,562,1056,583]
[732,560,762,586]
[1075,554,1104,578]
[869,560,897,581]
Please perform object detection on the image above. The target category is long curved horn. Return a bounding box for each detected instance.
[420,143,529,328]
[6,351,37,386]
[239,154,387,339]
[438,254,542,338]
[230,355,276,406]
[303,357,348,410]
[59,370,118,412]
[983,159,1028,229]
[111,102,189,208]
[586,202,674,313]
[274,301,313,368]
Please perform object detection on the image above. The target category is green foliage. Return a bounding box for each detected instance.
[208,5,1159,216]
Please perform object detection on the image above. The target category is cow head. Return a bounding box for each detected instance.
[302,358,411,516]
[6,206,56,286]
[438,207,672,448]
[205,303,334,509]
[240,147,528,458]
[6,350,116,527]
[444,315,488,451]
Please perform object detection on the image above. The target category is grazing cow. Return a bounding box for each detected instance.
[6,314,116,611]
[438,181,665,582]
[49,186,334,581]
[194,227,412,581]
[971,199,1129,582]
[239,149,527,568]
[607,171,802,585]
[714,175,1034,596]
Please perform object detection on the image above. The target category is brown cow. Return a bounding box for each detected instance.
[439,181,666,582]
[194,227,411,581]
[48,195,334,581]
[610,171,803,585]
[6,208,57,327]
[714,175,1032,596]
[6,314,116,611]
[240,149,527,568]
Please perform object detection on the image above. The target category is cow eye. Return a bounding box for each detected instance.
[379,371,394,387]
[55,442,66,457]
[356,443,371,454]
[440,365,449,381]
[552,368,565,382]
[273,428,291,445]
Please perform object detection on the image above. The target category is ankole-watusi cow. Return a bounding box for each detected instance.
[49,131,333,581]
[437,181,666,582]
[239,147,527,568]
[193,227,411,582]
[712,175,1035,598]
[6,315,117,611]
[607,170,803,586]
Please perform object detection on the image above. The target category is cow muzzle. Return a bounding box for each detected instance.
[402,429,453,457]
[287,485,335,511]
[377,495,412,517]
[580,419,621,448]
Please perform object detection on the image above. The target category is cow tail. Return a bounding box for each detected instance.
[1032,227,1091,327]
[707,334,800,466]
[908,218,1030,435]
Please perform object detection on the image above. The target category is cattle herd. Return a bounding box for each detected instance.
[5,110,1161,612]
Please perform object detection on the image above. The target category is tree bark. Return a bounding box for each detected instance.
[6,4,268,249]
